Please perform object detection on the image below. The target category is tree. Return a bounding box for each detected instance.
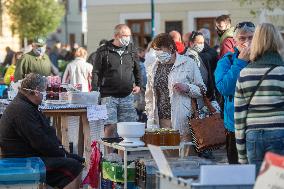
[4,0,65,40]
[237,0,284,11]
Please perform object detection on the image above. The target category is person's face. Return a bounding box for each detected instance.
[216,21,229,31]
[115,28,132,46]
[193,35,205,46]
[216,21,231,36]
[235,31,254,51]
[33,44,47,56]
[154,46,175,64]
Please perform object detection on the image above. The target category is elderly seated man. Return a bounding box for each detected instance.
[0,73,83,189]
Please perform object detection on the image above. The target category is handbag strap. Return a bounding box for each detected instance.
[247,65,278,106]
[198,86,217,114]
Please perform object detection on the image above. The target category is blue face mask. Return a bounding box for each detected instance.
[154,50,172,64]
[33,46,46,56]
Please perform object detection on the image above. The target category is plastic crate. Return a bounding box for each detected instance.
[102,161,136,183]
[135,159,157,189]
[156,173,254,189]
[0,157,45,185]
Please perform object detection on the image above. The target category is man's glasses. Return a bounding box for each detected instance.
[234,22,255,32]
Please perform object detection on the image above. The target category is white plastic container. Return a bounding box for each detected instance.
[68,91,100,104]
[117,122,145,147]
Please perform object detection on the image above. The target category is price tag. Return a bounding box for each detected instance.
[254,152,284,189]
[87,105,108,121]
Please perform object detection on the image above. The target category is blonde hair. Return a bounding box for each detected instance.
[74,47,88,59]
[250,23,284,62]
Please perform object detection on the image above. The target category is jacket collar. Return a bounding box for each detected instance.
[252,52,284,66]
[172,53,188,69]
[16,92,39,109]
[220,27,234,44]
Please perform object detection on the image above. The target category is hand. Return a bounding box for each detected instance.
[238,46,250,61]
[132,86,140,94]
[173,83,189,94]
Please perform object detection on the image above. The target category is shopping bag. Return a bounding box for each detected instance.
[82,140,101,188]
[189,87,226,152]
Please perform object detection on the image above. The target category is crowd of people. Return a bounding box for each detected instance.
[0,14,284,188]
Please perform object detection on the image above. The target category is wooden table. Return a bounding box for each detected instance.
[42,108,91,169]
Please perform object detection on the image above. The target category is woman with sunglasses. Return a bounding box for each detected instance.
[235,23,284,173]
[214,21,255,164]
[145,33,205,155]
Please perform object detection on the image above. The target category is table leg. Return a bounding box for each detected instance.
[54,116,62,141]
[124,149,128,189]
[78,116,84,157]
[61,115,69,152]
[82,113,91,170]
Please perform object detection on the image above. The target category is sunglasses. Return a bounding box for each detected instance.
[234,22,255,32]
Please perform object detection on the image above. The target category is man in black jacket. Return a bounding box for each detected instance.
[92,24,142,141]
[0,73,83,189]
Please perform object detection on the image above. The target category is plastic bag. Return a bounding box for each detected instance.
[82,140,101,188]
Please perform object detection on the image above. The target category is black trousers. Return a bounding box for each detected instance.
[226,130,239,164]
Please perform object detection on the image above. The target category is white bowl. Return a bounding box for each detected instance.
[117,122,145,147]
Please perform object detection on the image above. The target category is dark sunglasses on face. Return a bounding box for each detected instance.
[234,22,255,32]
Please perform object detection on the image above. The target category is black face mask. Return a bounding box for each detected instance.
[216,28,226,37]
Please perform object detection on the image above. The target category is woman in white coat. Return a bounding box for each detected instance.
[145,33,205,145]
[62,47,93,92]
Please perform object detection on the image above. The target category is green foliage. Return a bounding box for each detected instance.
[237,0,284,11]
[4,0,65,40]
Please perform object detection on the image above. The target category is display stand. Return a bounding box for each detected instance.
[98,140,188,189]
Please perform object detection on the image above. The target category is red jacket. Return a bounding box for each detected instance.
[219,37,235,59]
[175,41,185,54]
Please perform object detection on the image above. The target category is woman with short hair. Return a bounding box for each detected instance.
[235,23,284,173]
[145,33,205,148]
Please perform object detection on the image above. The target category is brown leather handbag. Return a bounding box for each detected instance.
[189,88,226,152]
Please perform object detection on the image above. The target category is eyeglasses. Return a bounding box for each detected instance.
[234,22,255,32]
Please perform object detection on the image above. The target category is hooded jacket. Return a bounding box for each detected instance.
[92,40,142,98]
[214,48,248,132]
[219,27,236,59]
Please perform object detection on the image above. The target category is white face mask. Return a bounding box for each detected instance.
[154,50,172,64]
[192,44,204,53]
[40,91,47,101]
[119,36,131,46]
[33,46,46,56]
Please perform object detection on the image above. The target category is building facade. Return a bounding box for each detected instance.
[87,0,283,52]
[0,0,21,62]
[47,0,85,48]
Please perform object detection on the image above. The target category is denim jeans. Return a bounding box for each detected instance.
[246,129,284,173]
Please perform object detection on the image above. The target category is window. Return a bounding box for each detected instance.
[127,19,152,48]
[196,17,217,47]
[165,21,183,35]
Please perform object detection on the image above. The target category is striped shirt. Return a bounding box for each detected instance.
[234,52,284,164]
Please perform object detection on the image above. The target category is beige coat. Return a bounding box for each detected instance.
[145,53,205,135]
